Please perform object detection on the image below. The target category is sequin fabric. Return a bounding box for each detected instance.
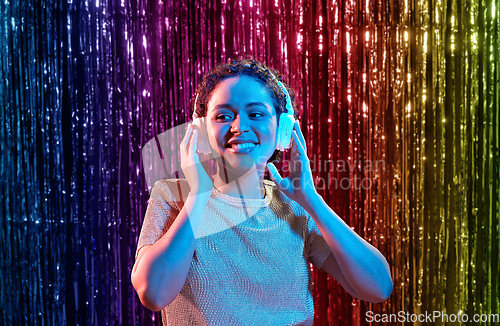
[136,179,332,326]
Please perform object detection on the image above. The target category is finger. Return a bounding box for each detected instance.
[192,129,198,148]
[289,140,299,162]
[187,128,197,150]
[181,123,194,147]
[191,129,198,147]
[291,130,307,157]
[191,129,200,163]
[293,121,307,154]
[183,125,198,161]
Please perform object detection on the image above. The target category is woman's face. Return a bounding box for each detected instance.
[206,75,278,173]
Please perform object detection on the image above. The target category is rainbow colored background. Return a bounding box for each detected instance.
[0,0,498,324]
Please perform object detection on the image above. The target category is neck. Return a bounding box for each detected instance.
[212,165,266,199]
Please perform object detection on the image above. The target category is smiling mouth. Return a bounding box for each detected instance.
[226,142,258,153]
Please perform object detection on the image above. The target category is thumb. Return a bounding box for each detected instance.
[191,129,201,163]
[267,163,284,188]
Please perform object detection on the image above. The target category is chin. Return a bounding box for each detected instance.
[228,157,258,172]
[217,154,260,175]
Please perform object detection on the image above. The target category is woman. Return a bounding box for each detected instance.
[131,58,393,325]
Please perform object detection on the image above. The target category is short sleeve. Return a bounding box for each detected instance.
[304,211,332,269]
[135,179,189,259]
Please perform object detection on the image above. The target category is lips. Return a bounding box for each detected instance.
[226,140,258,153]
[229,143,256,149]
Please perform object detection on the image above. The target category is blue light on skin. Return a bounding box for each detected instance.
[205,75,278,199]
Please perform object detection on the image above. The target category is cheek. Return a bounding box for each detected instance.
[206,123,226,147]
[261,124,278,147]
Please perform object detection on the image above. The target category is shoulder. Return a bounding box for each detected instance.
[152,178,190,190]
[150,178,191,203]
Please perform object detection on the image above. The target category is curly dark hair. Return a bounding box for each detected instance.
[189,56,298,162]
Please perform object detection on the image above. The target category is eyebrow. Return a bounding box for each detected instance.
[214,102,268,110]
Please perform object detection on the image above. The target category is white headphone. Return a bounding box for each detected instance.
[191,93,212,155]
[191,71,295,154]
[268,71,295,151]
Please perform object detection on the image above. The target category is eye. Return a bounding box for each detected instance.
[249,111,265,119]
[215,113,233,121]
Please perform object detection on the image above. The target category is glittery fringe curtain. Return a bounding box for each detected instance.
[0,0,498,325]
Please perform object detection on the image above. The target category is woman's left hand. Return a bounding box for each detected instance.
[267,121,318,207]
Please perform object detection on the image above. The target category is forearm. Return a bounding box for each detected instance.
[131,191,210,310]
[302,193,393,302]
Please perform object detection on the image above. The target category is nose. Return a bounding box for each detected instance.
[230,114,250,134]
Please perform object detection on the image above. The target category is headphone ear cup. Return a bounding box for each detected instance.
[192,117,212,155]
[276,114,295,151]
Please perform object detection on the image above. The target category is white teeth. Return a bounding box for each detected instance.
[231,143,256,149]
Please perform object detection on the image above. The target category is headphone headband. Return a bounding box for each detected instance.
[267,71,294,116]
[192,92,200,119]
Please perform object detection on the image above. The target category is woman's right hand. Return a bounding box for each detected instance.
[180,123,213,195]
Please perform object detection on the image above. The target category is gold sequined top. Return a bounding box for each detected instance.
[136,179,332,326]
